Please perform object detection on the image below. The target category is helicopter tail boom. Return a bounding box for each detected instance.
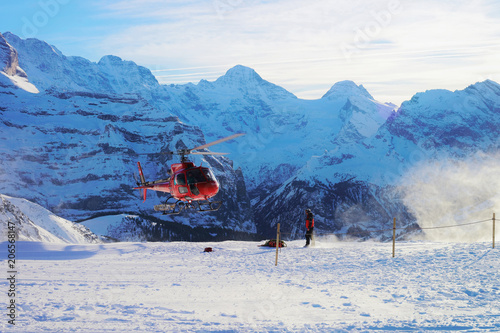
[134,161,171,202]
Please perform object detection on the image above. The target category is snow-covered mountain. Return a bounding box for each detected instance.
[154,67,397,192]
[0,83,254,233]
[2,32,158,96]
[0,32,254,236]
[0,194,99,243]
[252,80,500,238]
[384,80,500,152]
[0,32,498,240]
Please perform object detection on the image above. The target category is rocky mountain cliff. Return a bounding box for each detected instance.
[1,32,498,240]
[0,33,38,93]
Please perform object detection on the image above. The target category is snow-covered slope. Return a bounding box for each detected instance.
[9,240,500,331]
[0,194,99,243]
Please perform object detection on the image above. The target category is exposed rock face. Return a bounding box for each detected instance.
[0,33,20,76]
[0,32,37,92]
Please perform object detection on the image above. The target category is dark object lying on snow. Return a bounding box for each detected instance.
[260,239,287,248]
[204,247,213,252]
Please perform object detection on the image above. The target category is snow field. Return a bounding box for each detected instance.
[1,240,500,332]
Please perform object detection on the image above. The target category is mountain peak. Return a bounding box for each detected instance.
[322,80,373,100]
[4,32,62,59]
[465,79,500,103]
[213,65,296,100]
[98,55,125,66]
[97,55,159,91]
[2,31,20,44]
[216,65,263,84]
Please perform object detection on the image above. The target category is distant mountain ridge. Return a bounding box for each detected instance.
[2,32,159,95]
[0,31,498,240]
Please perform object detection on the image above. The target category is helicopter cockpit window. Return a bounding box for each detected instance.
[175,174,186,185]
[186,169,206,184]
[201,168,215,182]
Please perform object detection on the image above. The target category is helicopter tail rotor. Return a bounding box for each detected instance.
[135,161,148,202]
[137,162,146,185]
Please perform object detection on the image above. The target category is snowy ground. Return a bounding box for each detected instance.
[2,239,500,332]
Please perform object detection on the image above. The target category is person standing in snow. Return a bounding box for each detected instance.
[305,208,314,247]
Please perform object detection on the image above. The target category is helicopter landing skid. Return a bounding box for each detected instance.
[197,200,222,213]
[153,203,177,212]
[154,198,222,215]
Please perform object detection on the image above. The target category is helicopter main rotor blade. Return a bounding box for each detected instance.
[136,151,174,156]
[190,152,229,155]
[190,133,245,152]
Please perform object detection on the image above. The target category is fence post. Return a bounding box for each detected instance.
[275,223,280,266]
[392,217,396,258]
[493,213,496,249]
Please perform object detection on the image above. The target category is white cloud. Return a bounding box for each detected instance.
[91,0,500,105]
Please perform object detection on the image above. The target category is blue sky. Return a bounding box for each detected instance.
[2,0,500,105]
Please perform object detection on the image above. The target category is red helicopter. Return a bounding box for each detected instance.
[134,133,245,215]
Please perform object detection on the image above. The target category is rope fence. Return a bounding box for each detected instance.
[419,218,492,230]
[273,213,496,264]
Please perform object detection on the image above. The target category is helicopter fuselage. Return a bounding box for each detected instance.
[134,162,219,202]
